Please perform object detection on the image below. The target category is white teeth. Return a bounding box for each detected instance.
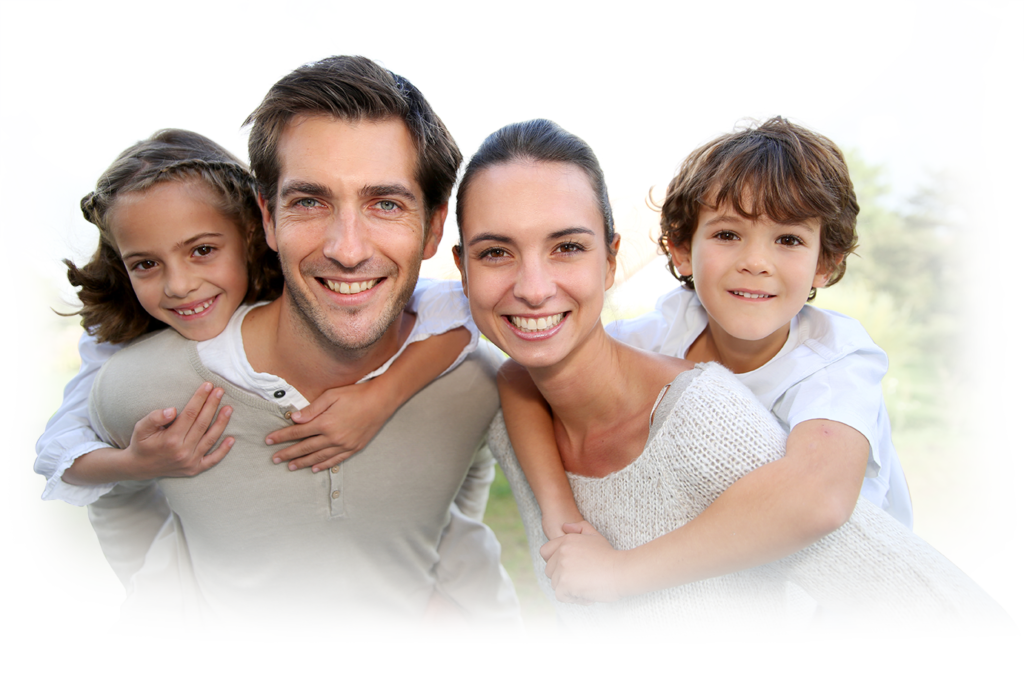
[510,314,565,332]
[324,279,380,294]
[176,298,214,316]
[732,291,772,299]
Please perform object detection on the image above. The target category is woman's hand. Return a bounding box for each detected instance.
[264,383,391,473]
[539,520,625,604]
[122,382,234,479]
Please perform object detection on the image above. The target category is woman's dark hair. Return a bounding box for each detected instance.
[455,119,616,252]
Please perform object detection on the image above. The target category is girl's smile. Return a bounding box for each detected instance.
[109,181,249,342]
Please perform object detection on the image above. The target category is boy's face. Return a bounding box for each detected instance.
[668,202,832,353]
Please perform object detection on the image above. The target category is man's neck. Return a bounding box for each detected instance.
[241,296,414,399]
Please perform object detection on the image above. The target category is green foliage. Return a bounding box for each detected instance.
[843,158,1003,389]
[11,262,74,358]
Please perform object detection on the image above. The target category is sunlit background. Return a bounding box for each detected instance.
[3,0,1021,672]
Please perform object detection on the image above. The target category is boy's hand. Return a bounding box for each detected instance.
[539,521,624,604]
[407,589,471,643]
[265,384,390,473]
[124,382,234,479]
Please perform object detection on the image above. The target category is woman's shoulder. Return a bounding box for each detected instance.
[653,362,777,433]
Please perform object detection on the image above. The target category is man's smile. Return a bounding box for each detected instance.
[319,277,382,295]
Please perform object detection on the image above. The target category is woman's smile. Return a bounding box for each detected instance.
[456,160,614,370]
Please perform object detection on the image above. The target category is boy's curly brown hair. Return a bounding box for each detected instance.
[658,117,859,300]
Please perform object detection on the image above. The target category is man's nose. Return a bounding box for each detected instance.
[323,210,374,269]
[513,256,557,307]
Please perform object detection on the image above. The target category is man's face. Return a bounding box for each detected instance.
[260,115,445,352]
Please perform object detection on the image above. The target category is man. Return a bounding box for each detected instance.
[87,56,517,627]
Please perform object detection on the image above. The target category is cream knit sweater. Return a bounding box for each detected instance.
[489,363,1006,631]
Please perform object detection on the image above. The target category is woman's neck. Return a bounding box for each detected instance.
[528,326,689,477]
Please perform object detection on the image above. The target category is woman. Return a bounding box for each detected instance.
[453,119,1005,631]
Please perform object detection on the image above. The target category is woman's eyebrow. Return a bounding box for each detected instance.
[549,227,596,240]
[468,232,513,247]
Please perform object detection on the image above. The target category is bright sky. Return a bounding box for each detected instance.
[0,0,1003,294]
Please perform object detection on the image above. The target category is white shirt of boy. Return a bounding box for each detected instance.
[606,286,914,530]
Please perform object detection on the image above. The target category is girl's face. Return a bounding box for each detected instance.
[455,161,616,370]
[108,181,249,341]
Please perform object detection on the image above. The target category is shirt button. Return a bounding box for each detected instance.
[331,490,340,499]
[331,465,340,474]
[284,411,292,421]
[273,389,286,399]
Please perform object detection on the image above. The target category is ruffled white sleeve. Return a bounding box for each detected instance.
[34,332,121,506]
[406,278,479,377]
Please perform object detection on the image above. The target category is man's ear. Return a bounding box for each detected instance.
[605,233,621,291]
[813,254,843,288]
[666,240,692,278]
[258,192,278,253]
[452,244,468,294]
[422,202,448,260]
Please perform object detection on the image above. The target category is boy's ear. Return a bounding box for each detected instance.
[813,254,843,288]
[667,240,693,278]
[258,193,278,253]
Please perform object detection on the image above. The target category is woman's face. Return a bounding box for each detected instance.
[455,160,616,370]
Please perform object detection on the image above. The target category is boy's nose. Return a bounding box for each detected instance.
[738,243,772,275]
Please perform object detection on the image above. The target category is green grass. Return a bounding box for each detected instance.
[8,362,1015,643]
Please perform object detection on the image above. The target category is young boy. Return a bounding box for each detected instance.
[502,117,912,598]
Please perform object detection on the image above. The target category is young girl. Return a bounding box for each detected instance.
[35,129,474,511]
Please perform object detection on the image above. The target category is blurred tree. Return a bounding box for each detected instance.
[847,160,999,385]
[905,162,999,382]
[11,262,73,358]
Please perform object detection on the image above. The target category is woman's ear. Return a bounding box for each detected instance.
[666,240,693,278]
[452,244,468,293]
[605,233,621,290]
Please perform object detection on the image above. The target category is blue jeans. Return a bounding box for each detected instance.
[802,610,868,643]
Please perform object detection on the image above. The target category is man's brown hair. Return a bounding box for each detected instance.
[244,55,462,220]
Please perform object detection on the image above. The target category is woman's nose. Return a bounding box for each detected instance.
[513,257,557,306]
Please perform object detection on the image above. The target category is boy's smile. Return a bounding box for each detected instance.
[669,203,832,370]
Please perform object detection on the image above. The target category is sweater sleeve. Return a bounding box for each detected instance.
[671,366,1015,638]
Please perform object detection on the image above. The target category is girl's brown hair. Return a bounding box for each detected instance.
[66,129,282,344]
[659,117,859,301]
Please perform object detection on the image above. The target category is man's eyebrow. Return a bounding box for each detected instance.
[360,184,417,203]
[279,180,333,199]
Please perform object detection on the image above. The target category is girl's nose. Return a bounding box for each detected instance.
[163,264,200,298]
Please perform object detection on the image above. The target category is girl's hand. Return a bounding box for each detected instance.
[124,382,234,479]
[539,521,625,604]
[264,384,390,473]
